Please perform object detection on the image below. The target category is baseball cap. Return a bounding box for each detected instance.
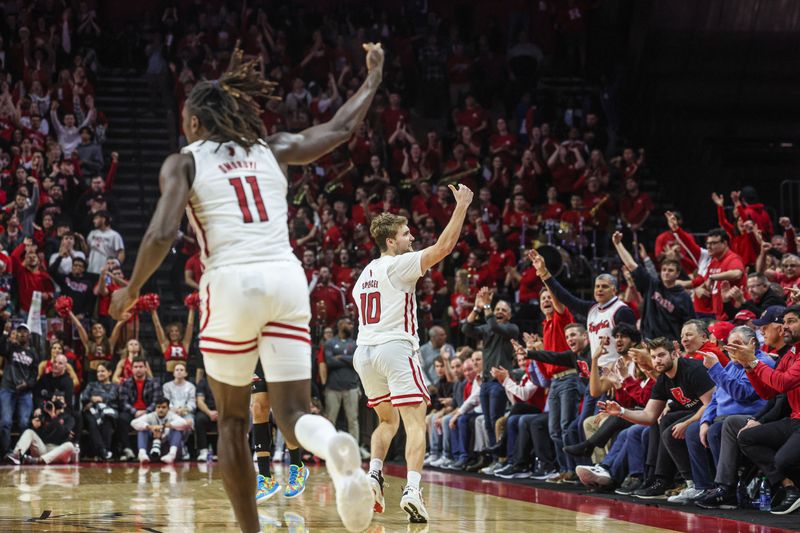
[752,305,786,327]
[708,321,734,344]
[16,323,31,332]
[733,310,756,324]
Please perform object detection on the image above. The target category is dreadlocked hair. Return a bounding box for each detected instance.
[185,44,279,152]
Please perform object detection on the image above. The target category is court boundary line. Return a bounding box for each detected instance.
[382,464,795,533]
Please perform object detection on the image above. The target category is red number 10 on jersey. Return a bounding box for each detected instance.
[359,292,381,325]
[229,176,269,223]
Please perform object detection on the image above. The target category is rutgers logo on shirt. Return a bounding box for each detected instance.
[670,387,698,408]
[588,319,610,334]
[576,360,590,378]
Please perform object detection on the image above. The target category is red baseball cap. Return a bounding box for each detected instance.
[708,321,734,344]
[733,310,756,323]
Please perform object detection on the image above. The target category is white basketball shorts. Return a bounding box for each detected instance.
[198,260,312,387]
[353,339,431,408]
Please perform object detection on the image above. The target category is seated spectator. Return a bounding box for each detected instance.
[723,272,785,319]
[599,337,716,501]
[80,362,122,461]
[112,338,152,384]
[419,325,455,384]
[162,362,196,455]
[195,375,218,462]
[119,357,162,462]
[0,323,41,455]
[688,326,775,509]
[446,351,484,469]
[3,391,75,465]
[131,398,190,464]
[34,354,74,409]
[428,355,468,468]
[755,306,792,357]
[681,319,730,367]
[732,305,800,515]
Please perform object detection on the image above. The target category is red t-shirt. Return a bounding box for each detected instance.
[540,202,566,221]
[380,107,410,136]
[519,267,544,303]
[707,249,747,320]
[619,192,654,226]
[686,340,731,367]
[133,379,147,410]
[540,307,575,378]
[185,253,204,285]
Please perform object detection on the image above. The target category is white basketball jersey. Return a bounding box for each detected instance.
[181,140,298,271]
[587,296,627,366]
[353,251,425,350]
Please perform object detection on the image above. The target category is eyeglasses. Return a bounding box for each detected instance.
[706,240,723,246]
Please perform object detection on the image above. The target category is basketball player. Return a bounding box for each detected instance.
[110,43,385,533]
[353,183,474,523]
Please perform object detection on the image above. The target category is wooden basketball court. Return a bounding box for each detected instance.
[0,462,792,532]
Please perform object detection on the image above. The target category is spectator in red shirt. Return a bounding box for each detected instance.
[680,319,731,367]
[448,269,475,331]
[380,92,410,137]
[183,252,203,292]
[712,192,760,267]
[539,186,567,223]
[477,187,501,229]
[560,194,587,229]
[547,144,585,195]
[310,266,344,329]
[514,149,544,204]
[490,118,518,169]
[737,186,774,239]
[502,193,534,247]
[10,237,54,314]
[453,94,489,143]
[699,229,748,320]
[619,177,654,232]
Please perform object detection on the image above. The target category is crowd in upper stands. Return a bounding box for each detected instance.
[1,0,798,518]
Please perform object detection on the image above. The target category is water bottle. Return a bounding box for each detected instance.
[73,443,80,465]
[207,444,214,465]
[759,477,772,512]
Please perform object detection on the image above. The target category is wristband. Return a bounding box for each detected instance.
[619,407,626,417]
[473,307,481,313]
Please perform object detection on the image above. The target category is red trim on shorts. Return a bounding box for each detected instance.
[261,332,312,345]
[393,399,425,406]
[367,397,392,408]
[409,358,431,403]
[200,344,258,355]
[264,322,311,333]
[390,393,425,400]
[187,200,210,259]
[200,284,211,333]
[200,336,258,345]
[368,393,391,402]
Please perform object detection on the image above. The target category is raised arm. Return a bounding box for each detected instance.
[420,185,474,273]
[182,308,195,352]
[68,310,89,350]
[269,43,383,166]
[110,153,193,319]
[612,231,638,272]
[150,310,168,350]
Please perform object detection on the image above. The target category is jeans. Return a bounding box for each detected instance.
[622,424,650,477]
[685,418,726,491]
[137,429,184,454]
[479,380,507,447]
[324,388,360,443]
[0,388,33,454]
[604,425,633,482]
[547,375,579,471]
[441,414,454,459]
[452,412,479,462]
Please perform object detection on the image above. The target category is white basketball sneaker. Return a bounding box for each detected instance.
[400,485,429,523]
[325,432,374,532]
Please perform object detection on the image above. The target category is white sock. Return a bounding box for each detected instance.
[369,458,383,474]
[294,414,337,459]
[407,470,421,489]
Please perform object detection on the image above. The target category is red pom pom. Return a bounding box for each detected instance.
[184,291,200,309]
[137,293,161,312]
[54,296,73,318]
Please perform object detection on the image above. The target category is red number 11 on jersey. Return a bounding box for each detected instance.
[229,176,269,223]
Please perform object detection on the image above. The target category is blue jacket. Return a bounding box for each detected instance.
[701,350,776,424]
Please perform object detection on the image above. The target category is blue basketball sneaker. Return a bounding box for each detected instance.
[283,463,309,498]
[256,474,281,505]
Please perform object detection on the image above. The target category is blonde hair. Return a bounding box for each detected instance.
[370,212,408,252]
